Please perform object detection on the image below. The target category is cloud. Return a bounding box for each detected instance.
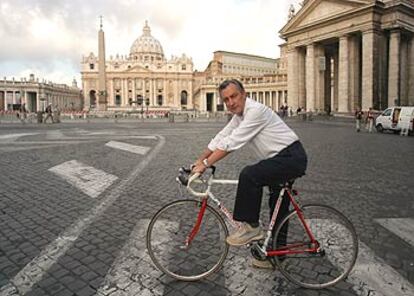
[0,0,300,85]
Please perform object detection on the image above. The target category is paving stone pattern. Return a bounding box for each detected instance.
[0,120,413,296]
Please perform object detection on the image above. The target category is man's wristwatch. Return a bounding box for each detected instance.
[202,158,210,168]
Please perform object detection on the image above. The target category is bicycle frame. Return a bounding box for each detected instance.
[185,172,320,257]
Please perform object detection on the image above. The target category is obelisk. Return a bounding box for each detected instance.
[98,16,107,111]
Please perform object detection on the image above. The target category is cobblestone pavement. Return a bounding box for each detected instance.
[0,120,413,296]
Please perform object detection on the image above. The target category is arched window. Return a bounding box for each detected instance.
[180,90,188,106]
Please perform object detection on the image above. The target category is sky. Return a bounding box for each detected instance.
[0,0,302,86]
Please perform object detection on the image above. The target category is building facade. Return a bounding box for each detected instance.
[0,74,82,112]
[193,50,288,112]
[81,21,288,114]
[281,0,414,114]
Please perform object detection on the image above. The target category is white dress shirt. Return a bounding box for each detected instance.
[208,97,299,159]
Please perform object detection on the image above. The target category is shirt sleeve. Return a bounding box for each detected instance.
[216,107,269,152]
[207,115,239,151]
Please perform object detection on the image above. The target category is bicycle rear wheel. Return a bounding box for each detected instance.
[146,199,229,281]
[273,204,358,289]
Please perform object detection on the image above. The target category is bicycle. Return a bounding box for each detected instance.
[146,167,358,289]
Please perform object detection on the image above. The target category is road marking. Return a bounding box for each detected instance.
[105,141,150,155]
[375,218,414,247]
[0,133,38,141]
[45,130,65,139]
[96,219,176,296]
[49,160,118,198]
[349,241,414,296]
[0,135,165,296]
[306,218,414,295]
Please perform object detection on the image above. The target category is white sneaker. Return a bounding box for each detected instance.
[251,258,274,270]
[226,223,264,246]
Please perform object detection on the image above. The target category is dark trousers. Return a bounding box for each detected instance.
[233,141,307,226]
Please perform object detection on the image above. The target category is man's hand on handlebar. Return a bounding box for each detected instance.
[191,161,207,174]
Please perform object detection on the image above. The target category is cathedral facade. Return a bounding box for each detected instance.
[81,21,194,113]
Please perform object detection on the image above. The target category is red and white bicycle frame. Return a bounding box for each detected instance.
[185,173,320,257]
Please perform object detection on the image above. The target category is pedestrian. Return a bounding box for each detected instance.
[354,108,363,132]
[192,79,307,269]
[366,107,374,133]
[44,103,54,123]
[19,103,28,123]
[55,104,61,123]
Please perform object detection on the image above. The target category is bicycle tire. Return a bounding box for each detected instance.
[146,199,229,281]
[273,204,358,289]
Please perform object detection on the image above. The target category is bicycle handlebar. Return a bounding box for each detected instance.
[176,166,216,197]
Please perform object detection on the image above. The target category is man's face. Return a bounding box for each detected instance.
[220,83,246,116]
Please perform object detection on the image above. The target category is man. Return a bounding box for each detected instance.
[44,103,54,123]
[192,79,307,268]
[354,108,363,132]
[366,107,374,133]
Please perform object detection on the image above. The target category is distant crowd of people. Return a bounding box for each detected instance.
[13,103,62,124]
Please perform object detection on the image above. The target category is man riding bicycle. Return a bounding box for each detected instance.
[192,79,308,268]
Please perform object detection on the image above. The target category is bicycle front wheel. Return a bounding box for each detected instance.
[273,204,358,289]
[146,199,229,281]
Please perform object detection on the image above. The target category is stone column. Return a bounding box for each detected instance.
[349,35,361,110]
[315,45,325,112]
[287,48,299,110]
[338,36,349,112]
[333,53,339,112]
[212,92,217,112]
[400,36,409,106]
[409,35,414,105]
[388,29,400,107]
[298,48,306,109]
[305,44,316,112]
[109,79,114,106]
[163,79,168,107]
[131,79,136,107]
[123,79,129,106]
[362,29,380,110]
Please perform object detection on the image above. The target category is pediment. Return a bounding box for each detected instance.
[124,64,152,73]
[281,0,372,35]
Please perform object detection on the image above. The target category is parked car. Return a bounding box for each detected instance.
[375,106,414,135]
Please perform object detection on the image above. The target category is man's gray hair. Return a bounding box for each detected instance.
[218,79,245,94]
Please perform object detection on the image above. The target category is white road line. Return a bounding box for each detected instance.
[306,218,414,295]
[45,130,65,139]
[375,218,414,247]
[96,219,177,296]
[350,241,414,296]
[309,218,414,296]
[0,133,38,141]
[105,141,150,155]
[0,135,165,296]
[48,160,118,198]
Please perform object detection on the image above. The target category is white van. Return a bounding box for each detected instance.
[375,106,414,134]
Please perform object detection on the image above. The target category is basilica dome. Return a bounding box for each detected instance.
[130,21,165,63]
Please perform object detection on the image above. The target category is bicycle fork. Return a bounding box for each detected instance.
[181,198,208,249]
